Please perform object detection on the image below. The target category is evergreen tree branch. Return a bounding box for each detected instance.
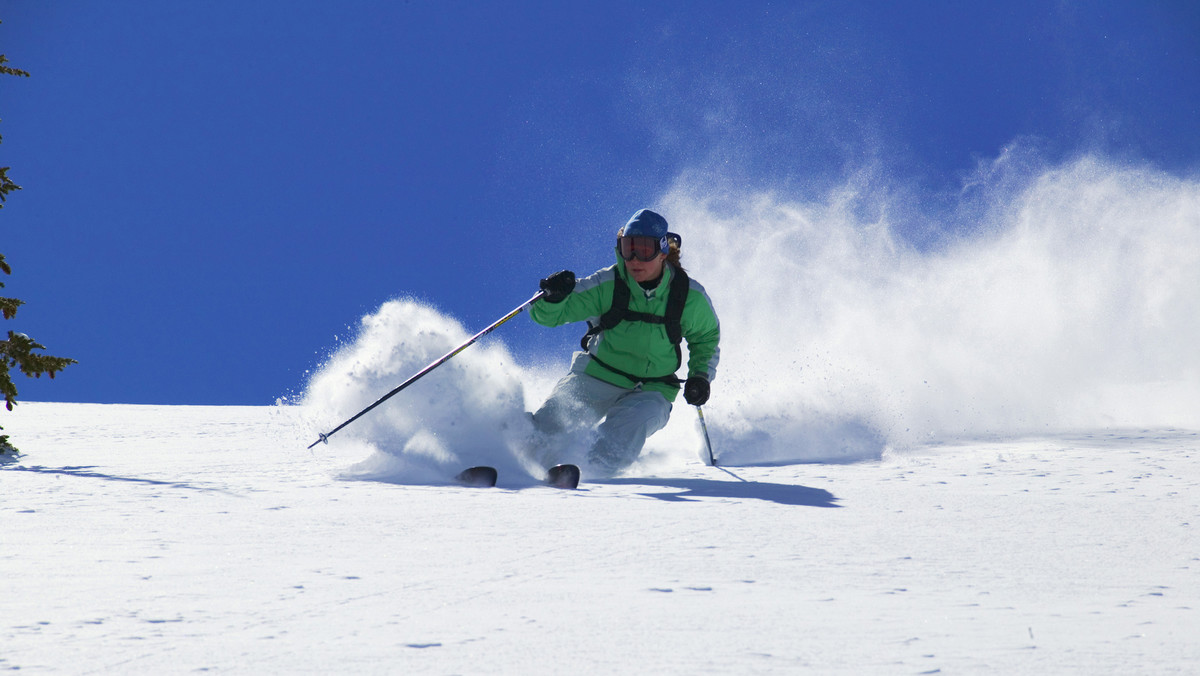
[1,19,75,455]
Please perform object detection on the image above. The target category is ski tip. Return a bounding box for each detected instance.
[546,463,581,489]
[455,465,498,488]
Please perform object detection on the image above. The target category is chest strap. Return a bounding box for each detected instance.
[580,266,690,385]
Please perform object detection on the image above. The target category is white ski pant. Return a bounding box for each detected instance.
[530,353,672,475]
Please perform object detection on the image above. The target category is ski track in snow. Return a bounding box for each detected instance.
[2,403,1198,673]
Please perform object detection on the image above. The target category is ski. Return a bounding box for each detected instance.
[453,463,580,489]
[546,463,581,489]
[455,465,498,487]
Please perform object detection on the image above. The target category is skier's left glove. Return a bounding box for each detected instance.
[683,376,710,406]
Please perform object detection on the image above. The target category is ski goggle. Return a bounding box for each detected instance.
[617,235,667,262]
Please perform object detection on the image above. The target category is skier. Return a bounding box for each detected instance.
[528,209,721,476]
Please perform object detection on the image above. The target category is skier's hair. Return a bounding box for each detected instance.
[666,238,686,275]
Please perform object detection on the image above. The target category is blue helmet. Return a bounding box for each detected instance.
[622,209,669,238]
[619,209,681,255]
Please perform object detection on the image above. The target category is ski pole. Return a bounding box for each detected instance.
[307,290,547,449]
[696,405,716,466]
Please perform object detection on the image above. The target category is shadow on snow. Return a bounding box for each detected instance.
[4,465,229,493]
[595,476,839,507]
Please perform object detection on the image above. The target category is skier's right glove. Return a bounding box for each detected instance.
[539,270,576,303]
[683,376,710,406]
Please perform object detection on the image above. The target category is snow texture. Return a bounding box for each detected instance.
[3,404,1198,673]
[3,154,1199,672]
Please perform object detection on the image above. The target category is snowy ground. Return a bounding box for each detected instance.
[3,402,1197,674]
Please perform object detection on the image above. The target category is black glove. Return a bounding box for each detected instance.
[539,270,576,303]
[683,376,710,406]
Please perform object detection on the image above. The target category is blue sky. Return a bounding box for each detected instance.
[2,1,1197,405]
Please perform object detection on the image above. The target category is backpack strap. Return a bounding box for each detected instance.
[580,271,633,350]
[580,266,692,385]
[663,266,690,346]
[589,354,684,385]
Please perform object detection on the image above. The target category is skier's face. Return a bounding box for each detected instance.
[626,252,666,284]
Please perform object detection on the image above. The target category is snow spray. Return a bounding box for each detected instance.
[303,152,1199,478]
[301,300,544,485]
[661,153,1200,463]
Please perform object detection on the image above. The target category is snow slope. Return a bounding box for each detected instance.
[5,153,1200,672]
[3,403,1197,673]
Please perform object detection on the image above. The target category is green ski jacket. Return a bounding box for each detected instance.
[530,256,721,402]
